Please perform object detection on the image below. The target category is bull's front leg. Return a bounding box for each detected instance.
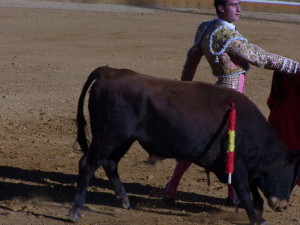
[232,174,269,225]
[250,182,264,217]
[69,153,99,223]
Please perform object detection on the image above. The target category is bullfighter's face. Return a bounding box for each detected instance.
[218,0,241,23]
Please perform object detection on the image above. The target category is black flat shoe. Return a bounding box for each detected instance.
[225,196,236,206]
[225,197,244,208]
[162,183,175,207]
[162,195,175,207]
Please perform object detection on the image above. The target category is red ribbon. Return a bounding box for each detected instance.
[226,152,234,174]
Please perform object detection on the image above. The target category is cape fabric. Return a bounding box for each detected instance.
[267,71,300,185]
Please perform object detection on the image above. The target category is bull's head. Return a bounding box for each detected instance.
[261,149,300,212]
[268,196,288,212]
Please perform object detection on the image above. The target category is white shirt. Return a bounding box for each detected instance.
[217,18,236,30]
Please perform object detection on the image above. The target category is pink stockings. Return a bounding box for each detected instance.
[164,160,192,198]
[164,161,236,200]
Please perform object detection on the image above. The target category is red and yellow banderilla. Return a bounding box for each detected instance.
[226,101,236,184]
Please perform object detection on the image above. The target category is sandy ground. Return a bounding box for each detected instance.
[0,1,300,224]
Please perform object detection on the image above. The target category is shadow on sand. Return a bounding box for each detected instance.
[0,165,228,215]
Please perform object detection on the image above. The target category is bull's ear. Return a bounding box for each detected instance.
[292,162,300,189]
[289,149,300,162]
[289,149,300,189]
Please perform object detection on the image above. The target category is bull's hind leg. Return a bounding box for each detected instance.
[69,140,106,223]
[102,140,134,210]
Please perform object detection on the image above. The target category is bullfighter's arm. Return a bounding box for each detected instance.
[227,40,300,75]
[181,47,203,81]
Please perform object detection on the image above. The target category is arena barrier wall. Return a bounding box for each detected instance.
[85,0,300,14]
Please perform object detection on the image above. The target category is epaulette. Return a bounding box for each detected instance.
[194,19,216,48]
[209,26,247,57]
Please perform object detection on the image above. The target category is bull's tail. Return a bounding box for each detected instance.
[76,66,108,154]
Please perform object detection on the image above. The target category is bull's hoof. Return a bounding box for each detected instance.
[253,221,270,225]
[250,216,270,225]
[69,208,81,223]
[117,197,131,210]
[122,202,131,210]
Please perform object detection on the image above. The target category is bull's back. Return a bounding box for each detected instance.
[91,66,262,133]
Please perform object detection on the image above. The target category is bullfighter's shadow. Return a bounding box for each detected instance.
[0,166,226,216]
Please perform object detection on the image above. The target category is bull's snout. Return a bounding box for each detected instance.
[268,197,288,212]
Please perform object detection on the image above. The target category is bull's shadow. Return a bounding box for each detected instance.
[0,165,226,215]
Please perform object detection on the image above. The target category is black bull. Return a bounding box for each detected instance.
[70,66,300,225]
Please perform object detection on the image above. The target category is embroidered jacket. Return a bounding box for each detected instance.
[182,19,299,87]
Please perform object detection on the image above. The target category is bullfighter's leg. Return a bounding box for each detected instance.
[69,139,106,223]
[232,172,269,225]
[102,140,134,210]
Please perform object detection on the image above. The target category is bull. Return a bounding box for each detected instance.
[69,66,300,225]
